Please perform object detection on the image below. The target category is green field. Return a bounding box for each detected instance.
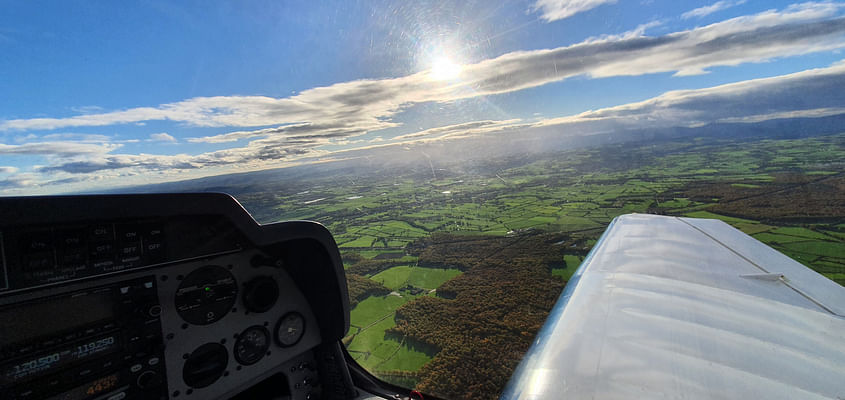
[379,343,432,371]
[371,266,462,290]
[346,292,435,374]
[407,267,462,289]
[371,266,414,289]
[349,295,408,327]
[552,255,585,282]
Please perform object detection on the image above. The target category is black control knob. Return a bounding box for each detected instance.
[137,370,162,390]
[242,276,279,313]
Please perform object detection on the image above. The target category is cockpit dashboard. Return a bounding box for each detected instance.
[0,193,359,400]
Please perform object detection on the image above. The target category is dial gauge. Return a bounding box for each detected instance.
[242,276,279,313]
[182,343,228,389]
[234,325,271,365]
[275,312,305,347]
[174,265,237,325]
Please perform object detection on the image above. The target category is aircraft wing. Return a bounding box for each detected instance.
[501,214,845,400]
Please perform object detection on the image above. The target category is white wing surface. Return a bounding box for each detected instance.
[501,214,845,400]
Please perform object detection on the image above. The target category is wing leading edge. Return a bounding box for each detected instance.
[501,214,845,400]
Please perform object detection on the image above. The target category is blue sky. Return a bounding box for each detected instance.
[1,0,845,194]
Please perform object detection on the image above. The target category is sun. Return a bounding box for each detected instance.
[430,57,462,81]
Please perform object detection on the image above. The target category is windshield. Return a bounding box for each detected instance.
[2,1,844,399]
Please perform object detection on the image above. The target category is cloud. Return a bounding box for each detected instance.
[0,173,37,189]
[3,2,842,143]
[149,132,177,142]
[535,61,845,132]
[714,107,845,123]
[11,60,845,192]
[0,142,119,156]
[391,119,524,141]
[462,4,845,84]
[187,120,396,144]
[682,0,747,20]
[530,0,617,22]
[396,62,845,144]
[39,133,113,142]
[38,132,335,175]
[38,154,198,174]
[0,166,18,174]
[70,105,106,114]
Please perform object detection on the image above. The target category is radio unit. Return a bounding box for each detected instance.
[0,276,168,400]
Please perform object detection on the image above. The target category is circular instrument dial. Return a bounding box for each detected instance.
[242,276,279,313]
[175,265,237,325]
[234,325,271,365]
[275,312,305,347]
[182,343,228,389]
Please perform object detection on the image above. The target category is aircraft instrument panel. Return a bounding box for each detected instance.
[0,193,351,400]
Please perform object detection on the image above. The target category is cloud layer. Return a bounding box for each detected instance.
[4,3,843,139]
[2,3,845,193]
[534,62,845,132]
[9,61,845,191]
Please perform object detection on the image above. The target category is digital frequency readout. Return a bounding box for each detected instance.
[1,334,118,384]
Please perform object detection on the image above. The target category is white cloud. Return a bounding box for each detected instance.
[39,133,112,142]
[682,0,746,20]
[0,172,41,189]
[0,142,119,156]
[584,20,665,43]
[149,132,177,142]
[391,119,524,141]
[715,107,845,123]
[37,154,196,174]
[534,61,845,132]
[530,0,617,22]
[0,166,18,174]
[186,120,397,144]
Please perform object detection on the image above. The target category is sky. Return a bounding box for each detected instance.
[1,0,845,194]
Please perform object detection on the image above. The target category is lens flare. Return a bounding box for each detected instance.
[430,57,462,81]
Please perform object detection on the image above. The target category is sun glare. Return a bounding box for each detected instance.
[430,57,462,81]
